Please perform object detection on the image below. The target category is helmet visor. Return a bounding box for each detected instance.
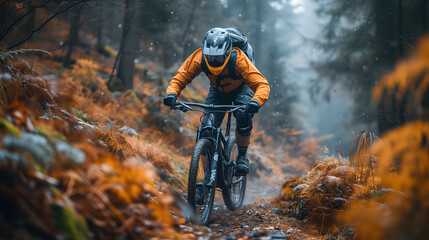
[206,54,226,67]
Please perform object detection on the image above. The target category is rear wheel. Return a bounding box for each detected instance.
[222,136,247,210]
[187,138,216,225]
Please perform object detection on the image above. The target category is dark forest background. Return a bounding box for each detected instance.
[1,0,428,154]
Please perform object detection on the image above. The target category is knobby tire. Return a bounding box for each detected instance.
[188,138,216,225]
[222,136,247,210]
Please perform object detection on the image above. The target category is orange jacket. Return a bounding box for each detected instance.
[166,48,270,106]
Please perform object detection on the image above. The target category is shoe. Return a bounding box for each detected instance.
[236,155,250,174]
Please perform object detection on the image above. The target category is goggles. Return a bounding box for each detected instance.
[205,49,231,67]
[206,54,226,67]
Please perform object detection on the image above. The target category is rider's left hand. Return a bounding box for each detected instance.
[245,99,260,113]
[163,93,177,107]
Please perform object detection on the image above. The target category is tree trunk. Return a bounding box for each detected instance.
[423,0,428,32]
[0,2,6,31]
[117,0,140,90]
[397,0,403,58]
[96,0,104,52]
[181,0,199,61]
[375,0,396,134]
[63,5,83,68]
[26,2,36,34]
[253,0,262,63]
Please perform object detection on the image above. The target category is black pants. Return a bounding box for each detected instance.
[203,84,254,136]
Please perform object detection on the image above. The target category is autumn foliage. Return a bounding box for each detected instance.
[0,49,190,239]
[340,121,429,239]
[275,36,429,238]
[373,36,429,121]
[274,155,356,233]
[338,36,429,239]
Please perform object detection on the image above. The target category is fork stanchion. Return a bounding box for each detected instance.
[226,112,232,140]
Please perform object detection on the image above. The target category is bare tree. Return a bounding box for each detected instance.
[116,0,140,90]
[96,0,105,52]
[63,4,84,67]
[3,0,89,50]
[180,0,199,60]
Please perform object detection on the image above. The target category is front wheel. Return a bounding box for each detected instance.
[222,136,247,210]
[188,138,216,225]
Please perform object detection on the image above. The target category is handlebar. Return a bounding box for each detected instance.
[172,101,245,113]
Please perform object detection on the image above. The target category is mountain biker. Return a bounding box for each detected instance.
[163,27,270,174]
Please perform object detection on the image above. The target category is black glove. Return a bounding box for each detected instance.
[245,99,260,113]
[163,93,177,107]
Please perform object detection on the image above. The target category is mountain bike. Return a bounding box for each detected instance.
[172,101,247,225]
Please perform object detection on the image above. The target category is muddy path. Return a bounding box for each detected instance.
[181,176,322,239]
[206,199,320,239]
[178,156,321,239]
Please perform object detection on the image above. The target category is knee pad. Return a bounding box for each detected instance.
[236,111,253,136]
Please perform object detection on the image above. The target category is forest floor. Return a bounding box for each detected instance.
[177,172,323,239]
[2,14,428,238]
[0,29,326,239]
[208,200,321,239]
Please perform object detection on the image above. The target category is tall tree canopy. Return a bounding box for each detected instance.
[311,0,429,134]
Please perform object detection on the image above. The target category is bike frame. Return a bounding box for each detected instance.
[173,101,244,189]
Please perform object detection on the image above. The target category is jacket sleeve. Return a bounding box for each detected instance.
[235,49,270,106]
[166,49,202,97]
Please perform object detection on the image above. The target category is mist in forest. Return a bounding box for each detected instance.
[1,0,429,239]
[1,0,428,155]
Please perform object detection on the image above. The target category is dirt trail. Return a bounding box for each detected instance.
[205,199,320,239]
[178,177,321,239]
[182,175,322,239]
[179,151,320,239]
[201,159,323,239]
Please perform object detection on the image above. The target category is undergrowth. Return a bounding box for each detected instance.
[340,36,429,239]
[275,36,429,239]
[0,49,187,239]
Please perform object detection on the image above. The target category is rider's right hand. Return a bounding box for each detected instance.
[163,93,177,107]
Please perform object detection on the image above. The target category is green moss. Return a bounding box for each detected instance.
[117,118,125,125]
[0,83,5,105]
[36,126,66,141]
[0,118,21,136]
[152,180,160,186]
[122,89,142,104]
[73,107,93,124]
[36,126,51,138]
[53,204,89,240]
[48,185,61,197]
[171,157,189,181]
[169,175,185,189]
[55,133,67,142]
[158,170,186,189]
[201,226,212,233]
[108,77,124,92]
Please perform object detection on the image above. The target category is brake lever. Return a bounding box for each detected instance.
[181,102,193,112]
[231,105,245,113]
[180,106,189,112]
[172,102,191,112]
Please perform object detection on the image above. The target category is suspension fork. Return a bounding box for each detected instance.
[196,126,202,142]
[207,128,221,188]
[225,112,232,141]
